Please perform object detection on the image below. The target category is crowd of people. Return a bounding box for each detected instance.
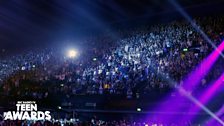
[0,17,224,99]
[0,118,199,126]
[0,16,224,126]
[1,112,223,126]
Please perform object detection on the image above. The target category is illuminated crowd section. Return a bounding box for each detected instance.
[0,17,224,125]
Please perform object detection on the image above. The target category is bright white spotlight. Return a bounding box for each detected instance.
[67,49,77,58]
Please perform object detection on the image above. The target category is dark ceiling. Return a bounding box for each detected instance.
[0,0,224,53]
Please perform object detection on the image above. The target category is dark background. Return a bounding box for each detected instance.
[0,0,224,54]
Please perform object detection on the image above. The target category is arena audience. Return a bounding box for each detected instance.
[0,17,224,98]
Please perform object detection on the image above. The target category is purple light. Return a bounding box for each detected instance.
[205,105,224,126]
[182,72,224,122]
[199,73,224,105]
[183,41,224,91]
[166,0,224,124]
[151,41,224,124]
